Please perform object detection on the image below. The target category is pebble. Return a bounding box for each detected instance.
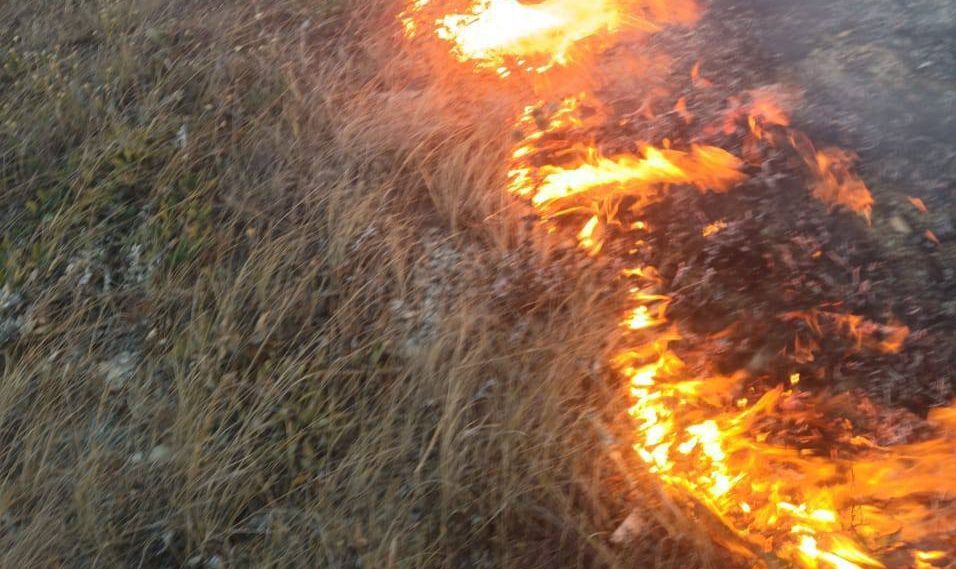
[148,445,172,463]
[889,215,912,235]
[98,351,138,392]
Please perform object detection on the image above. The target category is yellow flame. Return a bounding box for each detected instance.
[577,214,603,255]
[534,145,744,206]
[432,0,621,72]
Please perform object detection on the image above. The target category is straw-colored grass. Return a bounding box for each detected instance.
[0,1,715,567]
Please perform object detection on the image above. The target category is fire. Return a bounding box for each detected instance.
[782,310,910,355]
[528,144,745,208]
[781,137,874,222]
[403,0,700,75]
[503,97,745,212]
[719,87,875,220]
[703,219,727,237]
[436,0,620,73]
[802,146,875,222]
[577,214,604,255]
[619,267,955,568]
[401,1,955,567]
[915,550,945,569]
[402,0,622,74]
[909,196,929,214]
[746,87,792,138]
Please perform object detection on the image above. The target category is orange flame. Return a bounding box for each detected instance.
[528,144,745,208]
[805,147,875,222]
[401,1,954,566]
[782,310,910,355]
[781,131,875,221]
[908,196,928,214]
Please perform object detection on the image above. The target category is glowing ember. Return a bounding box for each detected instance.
[703,220,727,237]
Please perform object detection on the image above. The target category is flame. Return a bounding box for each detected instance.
[620,268,955,568]
[782,310,910,355]
[401,1,955,566]
[691,60,713,88]
[703,219,727,237]
[503,98,744,211]
[723,88,875,221]
[783,131,874,221]
[914,550,945,569]
[403,0,622,73]
[404,0,700,74]
[674,96,693,124]
[528,144,745,208]
[805,147,875,222]
[908,196,929,214]
[577,214,604,255]
[747,88,792,138]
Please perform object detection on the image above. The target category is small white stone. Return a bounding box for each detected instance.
[148,445,172,463]
[610,511,646,545]
[100,351,137,392]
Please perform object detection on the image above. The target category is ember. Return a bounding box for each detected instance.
[402,1,956,567]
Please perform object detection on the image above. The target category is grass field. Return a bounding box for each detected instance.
[0,1,714,567]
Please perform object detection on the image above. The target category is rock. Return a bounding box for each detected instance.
[148,445,172,463]
[0,286,22,312]
[889,215,912,235]
[0,287,26,346]
[98,351,138,392]
[611,510,646,545]
[0,320,21,346]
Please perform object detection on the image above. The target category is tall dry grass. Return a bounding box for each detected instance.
[0,1,716,567]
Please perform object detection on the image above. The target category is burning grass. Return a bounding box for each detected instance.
[401,0,955,567]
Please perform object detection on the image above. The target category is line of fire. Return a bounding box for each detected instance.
[400,1,955,568]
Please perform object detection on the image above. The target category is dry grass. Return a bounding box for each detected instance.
[0,1,715,567]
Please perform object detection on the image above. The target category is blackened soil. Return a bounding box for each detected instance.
[593,0,956,412]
